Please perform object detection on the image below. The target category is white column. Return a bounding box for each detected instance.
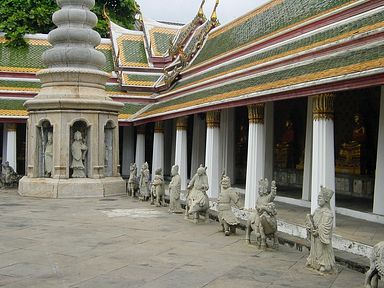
[220,109,235,181]
[152,122,164,180]
[135,125,145,171]
[191,114,206,176]
[175,117,188,190]
[302,97,313,201]
[4,123,17,170]
[205,111,221,199]
[245,104,265,209]
[264,102,274,181]
[121,126,135,178]
[374,87,384,215]
[310,94,336,217]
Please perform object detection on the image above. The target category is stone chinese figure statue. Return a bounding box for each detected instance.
[185,165,210,223]
[245,179,278,249]
[128,163,138,197]
[168,164,183,213]
[70,131,88,178]
[44,131,53,177]
[218,175,240,236]
[151,168,165,207]
[365,241,384,288]
[139,162,150,201]
[305,186,336,273]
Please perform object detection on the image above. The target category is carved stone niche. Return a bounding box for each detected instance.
[37,120,53,178]
[70,120,89,178]
[104,120,116,177]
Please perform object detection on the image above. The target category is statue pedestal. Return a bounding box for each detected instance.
[18,176,125,198]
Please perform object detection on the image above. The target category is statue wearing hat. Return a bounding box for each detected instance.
[305,186,336,273]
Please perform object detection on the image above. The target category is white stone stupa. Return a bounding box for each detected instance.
[18,0,126,197]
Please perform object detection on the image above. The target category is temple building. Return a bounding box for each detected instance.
[1,0,384,222]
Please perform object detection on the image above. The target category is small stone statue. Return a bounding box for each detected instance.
[305,186,336,273]
[128,163,138,197]
[365,241,384,288]
[151,168,165,207]
[185,165,210,224]
[139,162,150,201]
[246,179,278,249]
[168,164,183,213]
[218,175,240,236]
[70,131,88,178]
[0,161,19,188]
[44,131,53,177]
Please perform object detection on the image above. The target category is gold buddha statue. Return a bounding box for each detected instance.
[337,114,366,174]
[275,120,295,169]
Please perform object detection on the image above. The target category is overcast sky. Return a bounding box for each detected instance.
[136,0,270,25]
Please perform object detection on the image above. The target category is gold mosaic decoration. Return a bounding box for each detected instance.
[138,57,384,118]
[122,74,155,87]
[0,109,28,117]
[248,104,264,124]
[313,93,335,120]
[180,21,384,92]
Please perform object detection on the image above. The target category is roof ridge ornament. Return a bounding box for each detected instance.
[210,0,220,24]
[198,0,206,18]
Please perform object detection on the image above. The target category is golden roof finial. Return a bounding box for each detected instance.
[210,0,219,22]
[102,1,110,22]
[198,0,206,18]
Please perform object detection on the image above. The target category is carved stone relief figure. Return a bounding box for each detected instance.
[104,122,113,177]
[70,131,88,178]
[44,131,53,177]
[305,186,336,274]
[169,164,183,213]
[218,175,240,236]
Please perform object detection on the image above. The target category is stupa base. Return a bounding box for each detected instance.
[18,176,126,198]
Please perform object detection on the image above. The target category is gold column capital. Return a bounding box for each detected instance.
[313,93,335,121]
[176,117,188,131]
[136,125,146,134]
[248,103,264,124]
[206,110,220,128]
[154,121,164,133]
[6,123,17,132]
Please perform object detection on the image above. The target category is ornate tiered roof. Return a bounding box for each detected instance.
[0,0,383,123]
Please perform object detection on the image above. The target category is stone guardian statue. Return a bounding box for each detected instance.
[70,131,88,178]
[128,163,138,197]
[139,162,150,201]
[305,186,336,273]
[365,241,384,288]
[151,168,165,207]
[168,164,183,213]
[218,175,240,236]
[245,179,278,249]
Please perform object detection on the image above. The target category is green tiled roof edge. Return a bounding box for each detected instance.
[127,74,161,82]
[120,102,145,114]
[0,99,26,110]
[147,43,384,113]
[192,0,355,66]
[176,11,384,90]
[0,79,40,89]
[153,32,174,55]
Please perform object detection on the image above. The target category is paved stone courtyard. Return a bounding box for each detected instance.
[0,189,366,288]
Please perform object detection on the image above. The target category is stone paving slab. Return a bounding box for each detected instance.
[0,189,371,288]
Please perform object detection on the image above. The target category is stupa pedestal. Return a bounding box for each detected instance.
[18,0,125,198]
